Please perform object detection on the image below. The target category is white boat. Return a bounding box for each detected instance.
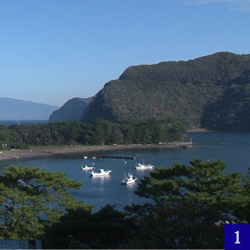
[135,162,155,170]
[81,165,95,170]
[90,168,112,177]
[121,172,137,185]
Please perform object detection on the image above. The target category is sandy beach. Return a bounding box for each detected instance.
[0,142,188,162]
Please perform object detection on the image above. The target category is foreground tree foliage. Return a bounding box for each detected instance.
[1,159,248,249]
[123,159,250,249]
[43,159,250,249]
[0,165,93,239]
[121,202,225,249]
[44,205,139,249]
[0,118,186,149]
[133,159,248,214]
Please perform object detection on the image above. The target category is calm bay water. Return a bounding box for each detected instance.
[0,132,250,212]
[0,120,48,126]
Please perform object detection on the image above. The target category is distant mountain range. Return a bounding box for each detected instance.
[0,97,58,120]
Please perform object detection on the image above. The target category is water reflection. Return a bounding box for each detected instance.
[91,175,112,185]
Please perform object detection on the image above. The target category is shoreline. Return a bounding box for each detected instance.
[0,142,190,162]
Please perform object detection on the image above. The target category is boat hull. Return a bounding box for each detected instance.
[135,163,155,170]
[121,179,137,185]
[82,165,95,170]
[90,169,112,177]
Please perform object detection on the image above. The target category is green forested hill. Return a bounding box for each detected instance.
[49,97,92,122]
[82,52,250,131]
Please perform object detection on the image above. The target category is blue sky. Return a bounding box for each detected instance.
[0,0,250,107]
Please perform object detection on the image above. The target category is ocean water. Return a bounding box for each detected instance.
[0,131,249,212]
[0,120,48,126]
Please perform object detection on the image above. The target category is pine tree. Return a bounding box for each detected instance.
[124,159,250,248]
[0,165,93,239]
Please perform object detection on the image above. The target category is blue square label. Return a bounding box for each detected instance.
[224,224,250,250]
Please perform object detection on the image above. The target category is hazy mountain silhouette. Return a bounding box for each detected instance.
[0,97,59,120]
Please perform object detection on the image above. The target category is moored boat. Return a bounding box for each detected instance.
[81,165,95,170]
[135,162,155,170]
[90,168,112,177]
[121,172,137,185]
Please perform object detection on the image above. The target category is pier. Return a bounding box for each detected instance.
[85,154,135,160]
[51,152,135,160]
[99,155,135,160]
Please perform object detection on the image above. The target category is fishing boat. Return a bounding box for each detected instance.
[90,168,112,177]
[81,165,95,170]
[121,172,137,185]
[135,162,155,170]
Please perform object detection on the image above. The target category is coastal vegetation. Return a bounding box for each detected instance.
[1,159,249,248]
[0,118,186,150]
[82,52,250,131]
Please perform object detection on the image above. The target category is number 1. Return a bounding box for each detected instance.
[235,231,240,244]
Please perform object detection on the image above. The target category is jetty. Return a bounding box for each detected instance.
[100,155,135,160]
[85,154,135,160]
[51,152,135,160]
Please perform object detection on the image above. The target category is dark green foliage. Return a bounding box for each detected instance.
[82,52,250,131]
[0,165,92,239]
[1,159,247,248]
[132,159,249,218]
[49,97,93,122]
[201,77,250,131]
[1,118,185,148]
[122,202,225,249]
[123,159,250,249]
[43,159,250,249]
[44,205,139,249]
[0,125,25,149]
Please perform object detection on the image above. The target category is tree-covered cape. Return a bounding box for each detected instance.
[0,165,93,239]
[124,159,250,249]
[1,118,185,149]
